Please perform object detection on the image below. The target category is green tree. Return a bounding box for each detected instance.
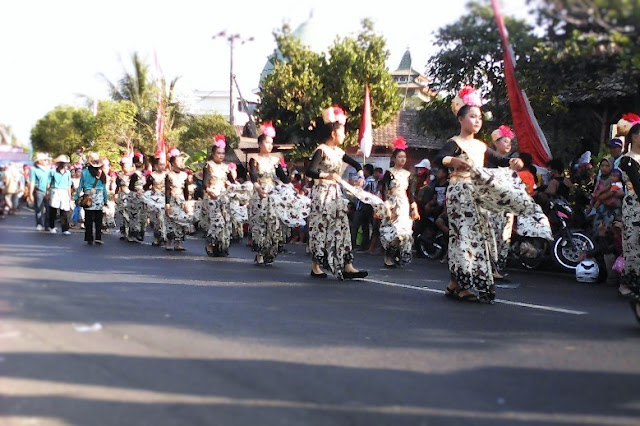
[527,0,640,158]
[104,53,184,155]
[92,100,138,166]
[423,1,538,132]
[31,106,94,157]
[258,24,327,157]
[259,20,401,159]
[178,114,239,163]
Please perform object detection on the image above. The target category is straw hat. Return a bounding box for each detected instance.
[34,152,51,163]
[53,154,70,163]
[87,152,101,167]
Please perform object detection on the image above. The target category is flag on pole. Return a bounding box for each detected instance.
[154,52,166,154]
[491,0,551,166]
[358,84,373,158]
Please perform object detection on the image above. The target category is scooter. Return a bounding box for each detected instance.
[509,197,594,272]
[416,217,448,260]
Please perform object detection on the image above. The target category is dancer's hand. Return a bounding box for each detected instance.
[509,158,524,171]
[330,173,342,183]
[449,157,470,171]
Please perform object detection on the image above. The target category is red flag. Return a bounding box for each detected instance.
[491,0,551,166]
[154,52,166,154]
[358,85,373,158]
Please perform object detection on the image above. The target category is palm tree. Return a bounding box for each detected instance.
[103,53,157,153]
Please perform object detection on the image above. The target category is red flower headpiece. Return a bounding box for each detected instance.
[492,125,515,142]
[227,162,237,172]
[134,152,144,161]
[622,113,640,125]
[168,147,181,158]
[154,149,166,161]
[260,121,276,138]
[451,85,483,116]
[322,106,347,125]
[213,134,226,150]
[392,136,408,150]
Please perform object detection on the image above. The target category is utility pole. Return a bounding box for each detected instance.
[212,31,254,126]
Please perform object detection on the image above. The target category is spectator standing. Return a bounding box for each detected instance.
[27,153,51,230]
[3,163,21,215]
[75,153,109,245]
[350,163,376,252]
[48,155,72,234]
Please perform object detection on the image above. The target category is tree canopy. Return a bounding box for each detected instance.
[259,20,401,159]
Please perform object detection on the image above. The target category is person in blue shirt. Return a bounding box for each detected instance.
[48,155,73,234]
[27,152,51,231]
[75,153,109,245]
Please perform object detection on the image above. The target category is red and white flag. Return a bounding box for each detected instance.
[154,52,166,154]
[491,0,551,166]
[358,84,373,158]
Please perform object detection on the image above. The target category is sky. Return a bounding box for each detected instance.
[1,0,530,147]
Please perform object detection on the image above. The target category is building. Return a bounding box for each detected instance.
[189,89,260,128]
[391,49,436,109]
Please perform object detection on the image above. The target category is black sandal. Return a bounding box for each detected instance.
[444,285,457,299]
[310,270,327,278]
[343,270,368,279]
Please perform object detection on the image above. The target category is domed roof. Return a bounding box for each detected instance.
[292,10,335,54]
[259,10,336,87]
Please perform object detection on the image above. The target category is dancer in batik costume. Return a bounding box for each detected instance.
[164,148,192,251]
[141,151,168,247]
[115,154,133,240]
[486,125,517,278]
[616,115,640,321]
[379,137,420,267]
[250,122,293,265]
[435,86,531,304]
[203,135,235,257]
[305,106,370,280]
[127,152,148,242]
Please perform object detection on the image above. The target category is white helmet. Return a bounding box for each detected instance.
[576,259,599,283]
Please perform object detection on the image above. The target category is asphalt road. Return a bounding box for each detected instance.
[1,210,639,426]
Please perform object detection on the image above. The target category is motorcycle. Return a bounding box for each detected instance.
[509,196,594,272]
[416,217,448,260]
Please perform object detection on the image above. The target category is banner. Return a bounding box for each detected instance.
[358,85,373,158]
[491,0,552,166]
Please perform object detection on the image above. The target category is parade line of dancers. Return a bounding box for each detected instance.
[65,90,640,305]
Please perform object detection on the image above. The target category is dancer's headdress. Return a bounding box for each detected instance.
[491,125,515,142]
[321,106,347,125]
[451,86,483,116]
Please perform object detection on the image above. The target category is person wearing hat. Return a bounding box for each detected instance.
[27,152,51,231]
[47,155,73,234]
[607,138,624,171]
[74,153,109,245]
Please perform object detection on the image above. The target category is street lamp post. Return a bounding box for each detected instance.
[212,31,254,126]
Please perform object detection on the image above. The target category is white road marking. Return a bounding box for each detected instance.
[359,278,588,315]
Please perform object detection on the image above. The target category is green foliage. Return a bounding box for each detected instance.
[104,53,157,153]
[524,0,640,159]
[178,114,239,159]
[92,100,138,166]
[425,1,538,126]
[30,106,94,157]
[259,20,401,159]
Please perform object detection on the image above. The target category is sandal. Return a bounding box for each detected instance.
[453,288,479,303]
[444,285,457,299]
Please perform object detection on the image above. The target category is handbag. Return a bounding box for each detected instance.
[612,255,625,274]
[78,176,98,208]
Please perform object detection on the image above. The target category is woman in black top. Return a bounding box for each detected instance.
[305,107,368,280]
